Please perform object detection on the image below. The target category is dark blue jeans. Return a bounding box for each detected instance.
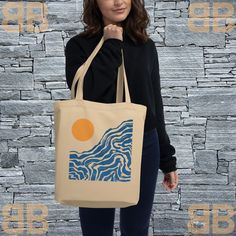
[79,128,160,236]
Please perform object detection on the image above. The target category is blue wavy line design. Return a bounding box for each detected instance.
[69,119,133,182]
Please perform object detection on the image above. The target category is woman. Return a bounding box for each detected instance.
[65,0,179,235]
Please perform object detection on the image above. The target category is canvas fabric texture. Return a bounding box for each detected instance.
[53,36,147,208]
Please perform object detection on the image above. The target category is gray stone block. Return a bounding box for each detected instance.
[0,152,18,168]
[5,67,32,73]
[184,117,207,125]
[188,88,236,116]
[47,220,81,235]
[218,151,236,161]
[228,161,236,184]
[194,150,217,173]
[20,116,51,127]
[176,1,189,9]
[0,73,33,90]
[0,91,20,100]
[23,162,54,184]
[165,124,205,137]
[21,90,51,100]
[0,27,19,46]
[51,89,70,100]
[178,173,227,185]
[19,36,37,45]
[155,2,176,10]
[217,160,228,174]
[181,184,236,210]
[0,45,29,58]
[31,127,51,136]
[166,18,225,47]
[0,192,13,206]
[0,176,25,186]
[0,128,30,140]
[8,136,50,148]
[45,32,64,57]
[0,167,24,186]
[46,82,67,89]
[157,46,204,78]
[30,50,46,58]
[206,120,236,149]
[0,141,8,152]
[7,184,54,194]
[153,210,190,235]
[170,135,193,169]
[0,100,54,115]
[155,9,180,18]
[19,59,33,67]
[34,57,65,81]
[19,147,54,163]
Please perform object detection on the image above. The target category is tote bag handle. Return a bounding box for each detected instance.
[70,36,131,103]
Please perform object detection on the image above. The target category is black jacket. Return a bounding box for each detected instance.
[65,30,177,174]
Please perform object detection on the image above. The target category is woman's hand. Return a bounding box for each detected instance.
[162,170,178,192]
[103,24,123,41]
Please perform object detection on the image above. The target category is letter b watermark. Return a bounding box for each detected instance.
[188,2,235,33]
[1,203,48,234]
[188,204,235,234]
[1,2,48,33]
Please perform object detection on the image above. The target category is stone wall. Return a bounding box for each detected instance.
[0,0,236,235]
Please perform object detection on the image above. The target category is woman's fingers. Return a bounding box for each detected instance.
[103,24,123,41]
[162,171,179,191]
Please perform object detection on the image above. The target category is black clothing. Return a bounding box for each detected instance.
[65,30,177,174]
[79,128,160,235]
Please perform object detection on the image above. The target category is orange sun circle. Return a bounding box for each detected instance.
[72,118,94,141]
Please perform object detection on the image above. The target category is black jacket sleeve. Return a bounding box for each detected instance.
[151,42,177,174]
[65,36,123,102]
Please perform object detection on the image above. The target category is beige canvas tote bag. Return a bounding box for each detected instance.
[53,35,147,208]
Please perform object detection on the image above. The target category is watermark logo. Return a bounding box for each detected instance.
[1,203,48,234]
[188,2,235,33]
[1,2,48,33]
[188,204,235,234]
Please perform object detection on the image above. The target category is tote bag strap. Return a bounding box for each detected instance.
[70,36,131,103]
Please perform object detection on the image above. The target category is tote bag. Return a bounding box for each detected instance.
[53,35,147,208]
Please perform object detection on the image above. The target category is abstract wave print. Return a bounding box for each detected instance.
[69,119,133,182]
